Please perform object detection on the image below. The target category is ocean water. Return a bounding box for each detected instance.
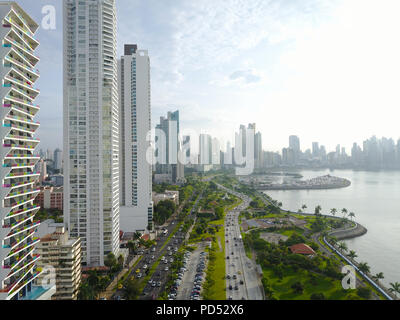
[263,169,400,288]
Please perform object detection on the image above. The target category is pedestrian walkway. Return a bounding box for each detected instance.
[99,255,140,300]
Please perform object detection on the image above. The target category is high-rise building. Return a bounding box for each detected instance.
[0,2,45,300]
[289,135,300,153]
[38,159,47,183]
[53,148,62,171]
[118,44,153,233]
[239,124,246,157]
[254,132,263,168]
[63,0,120,266]
[312,142,320,158]
[199,134,212,165]
[211,137,220,165]
[155,110,183,183]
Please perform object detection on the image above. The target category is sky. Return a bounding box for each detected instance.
[16,0,400,154]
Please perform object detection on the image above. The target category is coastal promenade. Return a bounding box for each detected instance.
[255,175,351,191]
[256,190,397,300]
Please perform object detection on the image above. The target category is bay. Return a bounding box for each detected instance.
[263,169,400,288]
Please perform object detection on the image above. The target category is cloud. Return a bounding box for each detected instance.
[230,70,262,84]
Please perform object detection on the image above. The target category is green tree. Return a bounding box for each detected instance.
[123,278,141,300]
[358,262,370,274]
[127,240,137,255]
[357,287,371,299]
[314,205,322,215]
[118,254,124,267]
[291,281,304,294]
[330,208,337,217]
[341,208,348,218]
[372,272,384,282]
[215,207,224,219]
[310,292,325,300]
[348,212,355,221]
[347,250,357,260]
[389,282,400,298]
[104,252,117,273]
[133,231,142,241]
[338,242,348,253]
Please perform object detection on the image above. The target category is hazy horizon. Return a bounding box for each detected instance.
[18,0,400,153]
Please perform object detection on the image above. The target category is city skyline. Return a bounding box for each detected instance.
[12,0,400,153]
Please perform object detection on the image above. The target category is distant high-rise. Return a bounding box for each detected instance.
[254,132,263,168]
[312,142,320,158]
[239,124,246,157]
[63,0,120,266]
[155,110,183,182]
[199,134,212,165]
[118,44,153,233]
[212,137,220,165]
[0,1,43,300]
[289,135,300,153]
[53,148,62,171]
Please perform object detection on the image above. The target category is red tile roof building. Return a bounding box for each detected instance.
[289,243,316,256]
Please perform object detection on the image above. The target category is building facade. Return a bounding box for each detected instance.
[35,187,63,211]
[36,226,82,300]
[63,0,120,266]
[118,44,153,233]
[0,2,43,300]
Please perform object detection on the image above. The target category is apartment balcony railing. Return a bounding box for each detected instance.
[4,188,40,200]
[5,171,40,178]
[7,205,40,218]
[5,220,40,238]
[8,237,39,257]
[5,96,40,110]
[4,74,39,92]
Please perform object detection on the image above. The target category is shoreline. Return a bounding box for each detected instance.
[257,190,367,241]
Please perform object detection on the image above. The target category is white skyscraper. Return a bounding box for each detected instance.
[0,2,44,300]
[63,0,120,266]
[53,148,62,171]
[199,134,212,165]
[118,44,153,233]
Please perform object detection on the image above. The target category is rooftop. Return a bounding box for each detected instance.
[289,243,316,256]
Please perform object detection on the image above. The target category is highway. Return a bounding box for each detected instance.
[217,183,264,300]
[112,191,202,300]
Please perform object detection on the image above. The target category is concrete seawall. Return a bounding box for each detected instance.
[256,191,368,241]
[328,222,367,240]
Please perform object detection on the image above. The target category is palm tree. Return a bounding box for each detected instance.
[341,208,348,218]
[133,231,142,241]
[330,208,337,217]
[338,242,348,253]
[358,262,370,274]
[302,204,307,210]
[389,282,400,298]
[347,250,357,260]
[329,236,338,246]
[314,205,322,216]
[348,212,355,221]
[372,272,384,283]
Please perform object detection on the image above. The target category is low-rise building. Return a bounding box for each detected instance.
[35,187,63,211]
[35,226,82,300]
[152,190,179,206]
[289,243,316,257]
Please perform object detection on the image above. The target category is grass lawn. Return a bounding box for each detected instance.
[263,267,358,300]
[202,225,226,300]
